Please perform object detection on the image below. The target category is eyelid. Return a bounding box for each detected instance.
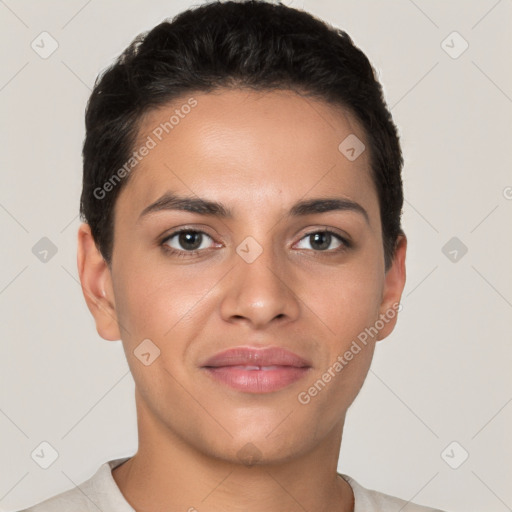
[293,227,351,250]
[160,225,350,242]
[295,225,351,243]
[160,225,352,257]
[161,227,218,247]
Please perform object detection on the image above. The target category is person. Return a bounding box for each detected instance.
[20,1,447,510]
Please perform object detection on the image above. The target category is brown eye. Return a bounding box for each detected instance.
[295,230,349,252]
[162,230,214,252]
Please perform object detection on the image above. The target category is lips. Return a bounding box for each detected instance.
[201,346,311,369]
[227,365,281,370]
[200,346,312,393]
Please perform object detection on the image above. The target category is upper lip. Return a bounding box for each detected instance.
[201,346,311,368]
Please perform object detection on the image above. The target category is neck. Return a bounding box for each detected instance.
[112,389,354,512]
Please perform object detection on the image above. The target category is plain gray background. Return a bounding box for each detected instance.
[1,1,511,511]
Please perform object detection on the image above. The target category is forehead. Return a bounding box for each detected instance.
[117,88,378,221]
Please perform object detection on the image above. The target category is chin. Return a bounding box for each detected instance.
[197,430,311,467]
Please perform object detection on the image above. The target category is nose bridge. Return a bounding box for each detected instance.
[219,234,300,327]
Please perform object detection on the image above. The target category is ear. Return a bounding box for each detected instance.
[77,223,121,341]
[376,234,407,341]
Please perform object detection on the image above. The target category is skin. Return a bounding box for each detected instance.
[77,88,406,512]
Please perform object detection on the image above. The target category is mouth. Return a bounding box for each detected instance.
[222,365,285,370]
[200,346,312,393]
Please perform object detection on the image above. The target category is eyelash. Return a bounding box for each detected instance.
[160,228,352,259]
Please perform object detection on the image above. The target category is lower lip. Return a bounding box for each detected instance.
[202,366,311,393]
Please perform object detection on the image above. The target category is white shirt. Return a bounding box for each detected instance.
[19,456,446,512]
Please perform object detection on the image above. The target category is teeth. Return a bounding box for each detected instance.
[230,365,280,371]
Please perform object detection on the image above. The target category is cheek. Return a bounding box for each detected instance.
[112,253,219,342]
[307,261,383,339]
[300,274,381,419]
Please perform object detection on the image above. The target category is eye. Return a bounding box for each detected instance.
[160,227,351,258]
[295,229,350,252]
[161,229,215,255]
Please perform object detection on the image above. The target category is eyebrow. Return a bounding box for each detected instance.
[138,192,369,224]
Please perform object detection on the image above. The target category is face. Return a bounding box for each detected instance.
[78,88,406,465]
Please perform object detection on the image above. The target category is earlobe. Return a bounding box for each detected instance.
[76,223,121,341]
[376,234,407,341]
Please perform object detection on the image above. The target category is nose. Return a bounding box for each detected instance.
[219,244,300,329]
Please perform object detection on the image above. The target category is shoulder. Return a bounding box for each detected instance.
[340,473,447,512]
[18,486,94,512]
[17,457,133,512]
